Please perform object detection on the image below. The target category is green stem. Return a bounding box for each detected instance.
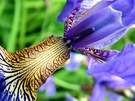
[19,0,26,49]
[7,0,21,52]
[24,1,44,9]
[54,77,80,91]
[0,0,6,18]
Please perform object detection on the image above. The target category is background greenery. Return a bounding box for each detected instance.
[0,0,135,101]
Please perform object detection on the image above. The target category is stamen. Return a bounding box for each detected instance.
[63,38,72,49]
[71,27,95,41]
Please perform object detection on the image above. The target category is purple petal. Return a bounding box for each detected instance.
[65,52,85,71]
[123,9,135,26]
[78,47,119,61]
[117,44,135,57]
[0,72,6,98]
[94,74,132,89]
[111,0,135,18]
[87,55,135,85]
[89,83,105,101]
[90,27,127,48]
[67,6,122,38]
[88,57,99,69]
[57,0,83,21]
[87,44,135,85]
[57,0,102,22]
[111,0,135,26]
[65,93,78,101]
[68,7,123,48]
[74,0,116,26]
[107,92,123,101]
[39,76,56,96]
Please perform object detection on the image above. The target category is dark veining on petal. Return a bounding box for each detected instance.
[0,35,70,101]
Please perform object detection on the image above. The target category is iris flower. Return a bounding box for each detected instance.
[87,44,135,86]
[89,75,125,101]
[87,44,135,100]
[0,0,135,101]
[88,56,133,101]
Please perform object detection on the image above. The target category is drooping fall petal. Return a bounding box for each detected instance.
[0,35,70,101]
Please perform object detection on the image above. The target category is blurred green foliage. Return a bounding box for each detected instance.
[0,0,65,52]
[0,0,135,101]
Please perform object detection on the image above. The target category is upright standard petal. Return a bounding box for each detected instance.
[67,7,123,48]
[57,0,101,22]
[74,0,115,26]
[57,0,83,21]
[60,0,135,49]
[111,0,135,18]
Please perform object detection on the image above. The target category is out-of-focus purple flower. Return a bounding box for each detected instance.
[65,93,78,101]
[89,73,132,101]
[58,0,135,49]
[39,76,56,97]
[87,44,135,86]
[82,44,135,101]
[64,52,86,71]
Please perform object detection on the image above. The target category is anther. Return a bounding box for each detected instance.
[71,27,95,41]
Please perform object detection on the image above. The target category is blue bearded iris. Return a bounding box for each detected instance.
[0,0,135,101]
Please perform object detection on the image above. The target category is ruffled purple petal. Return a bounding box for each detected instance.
[57,0,83,21]
[87,54,135,85]
[74,0,116,26]
[111,0,135,18]
[111,0,135,26]
[87,44,135,85]
[123,9,135,26]
[57,0,102,22]
[117,44,135,56]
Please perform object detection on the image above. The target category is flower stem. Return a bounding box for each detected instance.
[19,0,26,49]
[7,0,21,52]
